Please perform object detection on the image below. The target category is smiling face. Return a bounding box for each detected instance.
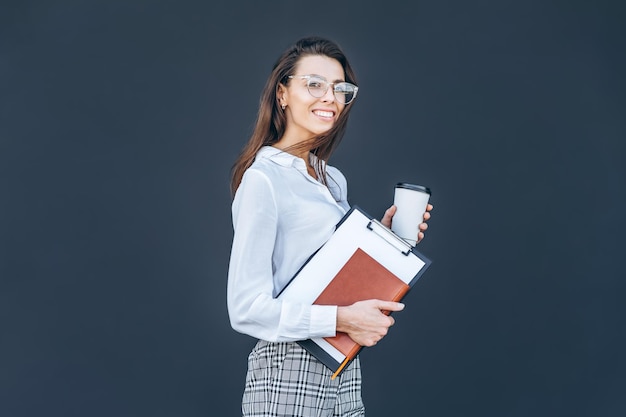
[277,55,347,149]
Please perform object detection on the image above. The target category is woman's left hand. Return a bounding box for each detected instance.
[381,203,433,243]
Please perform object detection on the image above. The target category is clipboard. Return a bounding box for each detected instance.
[276,205,432,378]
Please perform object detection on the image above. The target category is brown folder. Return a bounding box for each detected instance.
[313,247,411,359]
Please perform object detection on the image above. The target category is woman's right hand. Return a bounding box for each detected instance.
[336,299,405,346]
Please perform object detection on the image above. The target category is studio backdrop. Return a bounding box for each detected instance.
[1,1,624,416]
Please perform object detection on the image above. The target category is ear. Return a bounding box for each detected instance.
[277,83,287,107]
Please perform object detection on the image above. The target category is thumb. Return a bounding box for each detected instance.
[380,205,396,228]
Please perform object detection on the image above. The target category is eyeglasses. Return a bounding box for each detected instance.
[287,75,358,105]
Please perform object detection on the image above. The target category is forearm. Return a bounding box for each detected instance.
[228,291,337,341]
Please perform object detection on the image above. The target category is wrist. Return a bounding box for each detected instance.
[336,305,353,333]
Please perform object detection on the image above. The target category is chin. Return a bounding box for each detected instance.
[310,125,334,136]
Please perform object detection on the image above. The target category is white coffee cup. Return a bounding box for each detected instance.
[391,183,431,246]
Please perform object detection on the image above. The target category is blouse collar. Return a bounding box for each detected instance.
[257,146,326,182]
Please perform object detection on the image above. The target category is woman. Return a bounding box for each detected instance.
[228,36,432,416]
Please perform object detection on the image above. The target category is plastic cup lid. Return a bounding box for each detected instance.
[395,182,431,195]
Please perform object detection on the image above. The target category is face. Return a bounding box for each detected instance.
[278,55,347,143]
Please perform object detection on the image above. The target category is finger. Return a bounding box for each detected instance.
[426,204,433,212]
[377,301,405,312]
[380,205,396,228]
[422,211,431,221]
[419,222,429,231]
[417,231,425,242]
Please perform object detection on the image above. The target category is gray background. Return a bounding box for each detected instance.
[1,1,625,416]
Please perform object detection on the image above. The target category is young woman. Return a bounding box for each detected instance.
[228,36,432,417]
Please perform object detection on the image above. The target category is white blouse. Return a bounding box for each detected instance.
[227,146,350,342]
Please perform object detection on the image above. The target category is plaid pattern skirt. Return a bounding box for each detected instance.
[241,340,365,417]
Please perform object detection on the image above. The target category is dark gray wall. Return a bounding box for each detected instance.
[1,1,625,416]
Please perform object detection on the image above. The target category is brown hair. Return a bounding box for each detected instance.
[230,36,358,196]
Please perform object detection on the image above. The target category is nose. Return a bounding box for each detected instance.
[320,85,336,103]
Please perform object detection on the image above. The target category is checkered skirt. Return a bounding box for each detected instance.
[241,340,365,417]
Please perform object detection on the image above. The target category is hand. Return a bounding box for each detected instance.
[336,299,405,347]
[381,203,434,243]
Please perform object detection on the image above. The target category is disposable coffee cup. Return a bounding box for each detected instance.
[391,183,431,246]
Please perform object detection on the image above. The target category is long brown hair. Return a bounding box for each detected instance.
[230,36,358,196]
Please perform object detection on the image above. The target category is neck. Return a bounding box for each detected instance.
[272,142,319,179]
[273,138,313,161]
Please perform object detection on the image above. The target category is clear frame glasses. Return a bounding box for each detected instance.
[287,74,358,104]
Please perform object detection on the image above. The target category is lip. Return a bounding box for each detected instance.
[312,109,336,120]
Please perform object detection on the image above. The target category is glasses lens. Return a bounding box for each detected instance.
[306,76,328,98]
[334,82,357,104]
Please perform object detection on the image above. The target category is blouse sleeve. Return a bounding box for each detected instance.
[227,168,337,342]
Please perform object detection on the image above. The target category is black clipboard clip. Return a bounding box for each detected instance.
[366,219,413,256]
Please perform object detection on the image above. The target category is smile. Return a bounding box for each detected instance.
[313,110,334,119]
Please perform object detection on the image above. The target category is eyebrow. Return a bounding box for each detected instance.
[310,73,346,83]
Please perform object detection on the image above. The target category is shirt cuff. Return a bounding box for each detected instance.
[309,304,337,338]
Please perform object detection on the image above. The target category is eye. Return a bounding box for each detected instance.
[308,81,325,89]
[334,83,354,94]
[306,76,327,89]
[333,82,357,104]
